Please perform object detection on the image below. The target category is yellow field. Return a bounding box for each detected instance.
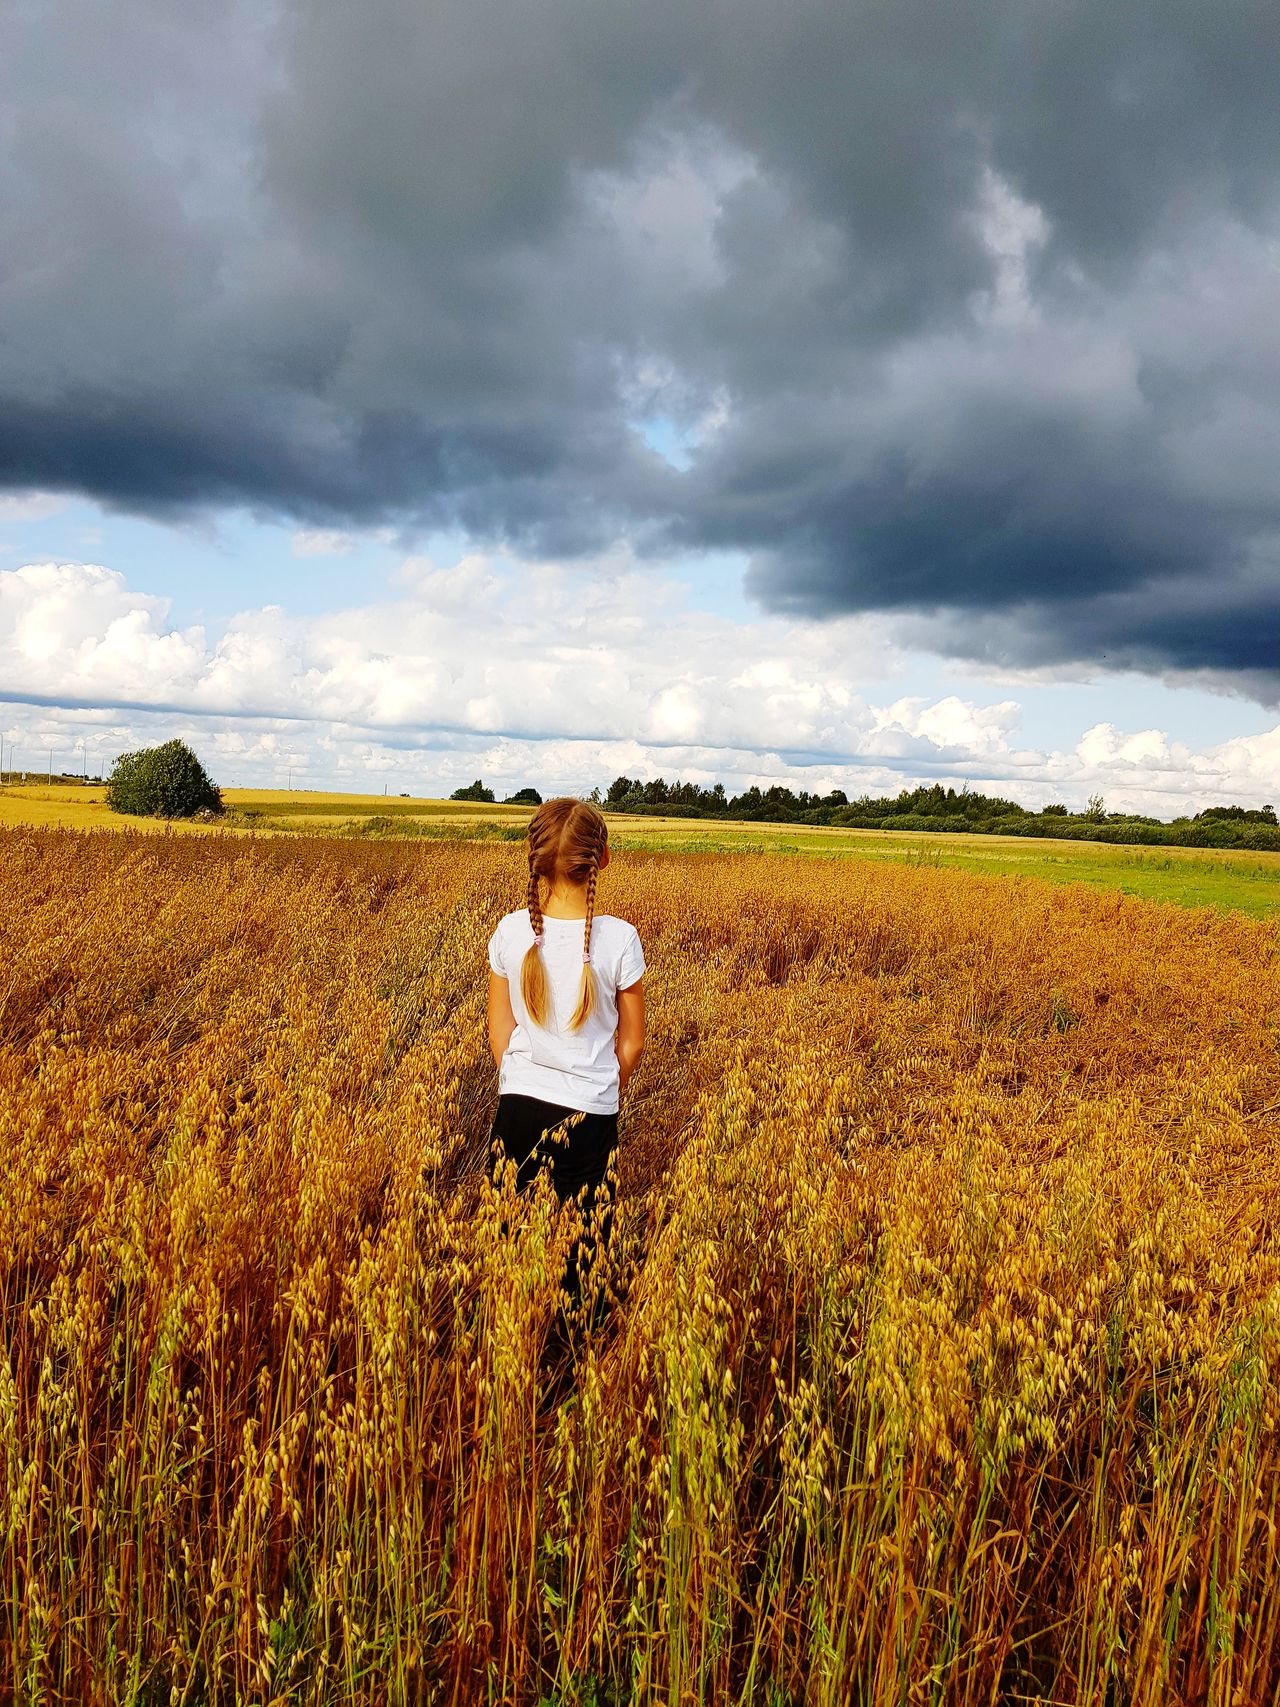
[0,784,530,834]
[4,783,1278,918]
[2,824,1278,1702]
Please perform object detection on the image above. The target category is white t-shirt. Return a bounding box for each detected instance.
[487,909,646,1114]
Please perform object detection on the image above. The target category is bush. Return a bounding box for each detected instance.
[106,739,222,819]
[450,779,495,803]
[504,788,542,805]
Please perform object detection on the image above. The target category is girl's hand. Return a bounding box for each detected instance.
[616,978,645,1092]
[488,973,517,1068]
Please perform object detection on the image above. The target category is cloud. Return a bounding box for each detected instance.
[1054,719,1280,814]
[2,554,903,756]
[290,528,354,556]
[0,491,71,523]
[2,555,1277,812]
[1,0,1279,696]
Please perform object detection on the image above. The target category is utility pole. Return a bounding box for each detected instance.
[49,746,54,785]
[82,737,87,781]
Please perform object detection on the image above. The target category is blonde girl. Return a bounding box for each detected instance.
[486,797,645,1210]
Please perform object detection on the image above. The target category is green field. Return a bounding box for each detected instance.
[3,782,1278,918]
[605,816,1280,918]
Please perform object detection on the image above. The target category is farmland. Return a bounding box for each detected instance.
[2,782,1279,918]
[2,823,1278,1702]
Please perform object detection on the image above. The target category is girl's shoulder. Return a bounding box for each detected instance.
[593,911,641,939]
[491,908,531,942]
[593,914,645,980]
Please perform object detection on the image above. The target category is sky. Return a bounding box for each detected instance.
[2,0,1278,812]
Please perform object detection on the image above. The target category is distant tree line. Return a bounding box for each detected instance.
[315,770,1280,848]
[449,780,543,805]
[601,776,1280,851]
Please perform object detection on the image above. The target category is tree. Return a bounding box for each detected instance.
[504,787,542,805]
[1084,793,1107,822]
[451,779,496,802]
[1195,803,1278,825]
[106,739,222,819]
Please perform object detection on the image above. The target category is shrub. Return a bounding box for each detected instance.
[504,787,542,805]
[450,779,496,802]
[106,739,222,819]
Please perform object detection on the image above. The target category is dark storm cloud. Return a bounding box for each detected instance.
[3,0,1279,694]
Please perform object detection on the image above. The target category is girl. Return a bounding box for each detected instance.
[486,797,645,1216]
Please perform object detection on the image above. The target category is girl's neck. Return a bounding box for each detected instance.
[541,878,590,920]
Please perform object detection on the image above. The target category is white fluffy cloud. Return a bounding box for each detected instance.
[1059,720,1280,813]
[2,552,1276,811]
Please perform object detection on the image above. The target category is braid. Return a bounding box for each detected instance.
[569,832,602,1032]
[520,858,550,1027]
[526,866,544,943]
[583,859,598,961]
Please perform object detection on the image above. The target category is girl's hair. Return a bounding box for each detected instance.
[521,797,608,1032]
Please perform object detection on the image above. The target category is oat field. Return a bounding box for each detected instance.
[4,784,1279,920]
[2,824,1279,1704]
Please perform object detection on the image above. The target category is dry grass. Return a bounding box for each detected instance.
[1,824,1279,1703]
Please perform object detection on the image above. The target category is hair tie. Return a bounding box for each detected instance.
[582,948,591,964]
[534,932,544,947]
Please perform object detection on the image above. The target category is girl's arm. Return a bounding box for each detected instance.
[616,979,645,1093]
[488,972,517,1068]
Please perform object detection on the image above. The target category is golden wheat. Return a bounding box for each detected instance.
[0,824,1278,1704]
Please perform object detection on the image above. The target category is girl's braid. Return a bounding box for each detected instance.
[527,864,544,943]
[567,824,604,1031]
[520,839,552,1029]
[581,840,600,964]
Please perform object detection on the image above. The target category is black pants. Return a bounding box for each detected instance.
[489,1093,619,1309]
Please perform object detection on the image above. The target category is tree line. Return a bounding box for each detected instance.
[100,742,1279,852]
[598,776,1280,851]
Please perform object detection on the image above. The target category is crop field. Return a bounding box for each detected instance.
[2,824,1279,1703]
[3,784,1279,919]
[0,786,530,835]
